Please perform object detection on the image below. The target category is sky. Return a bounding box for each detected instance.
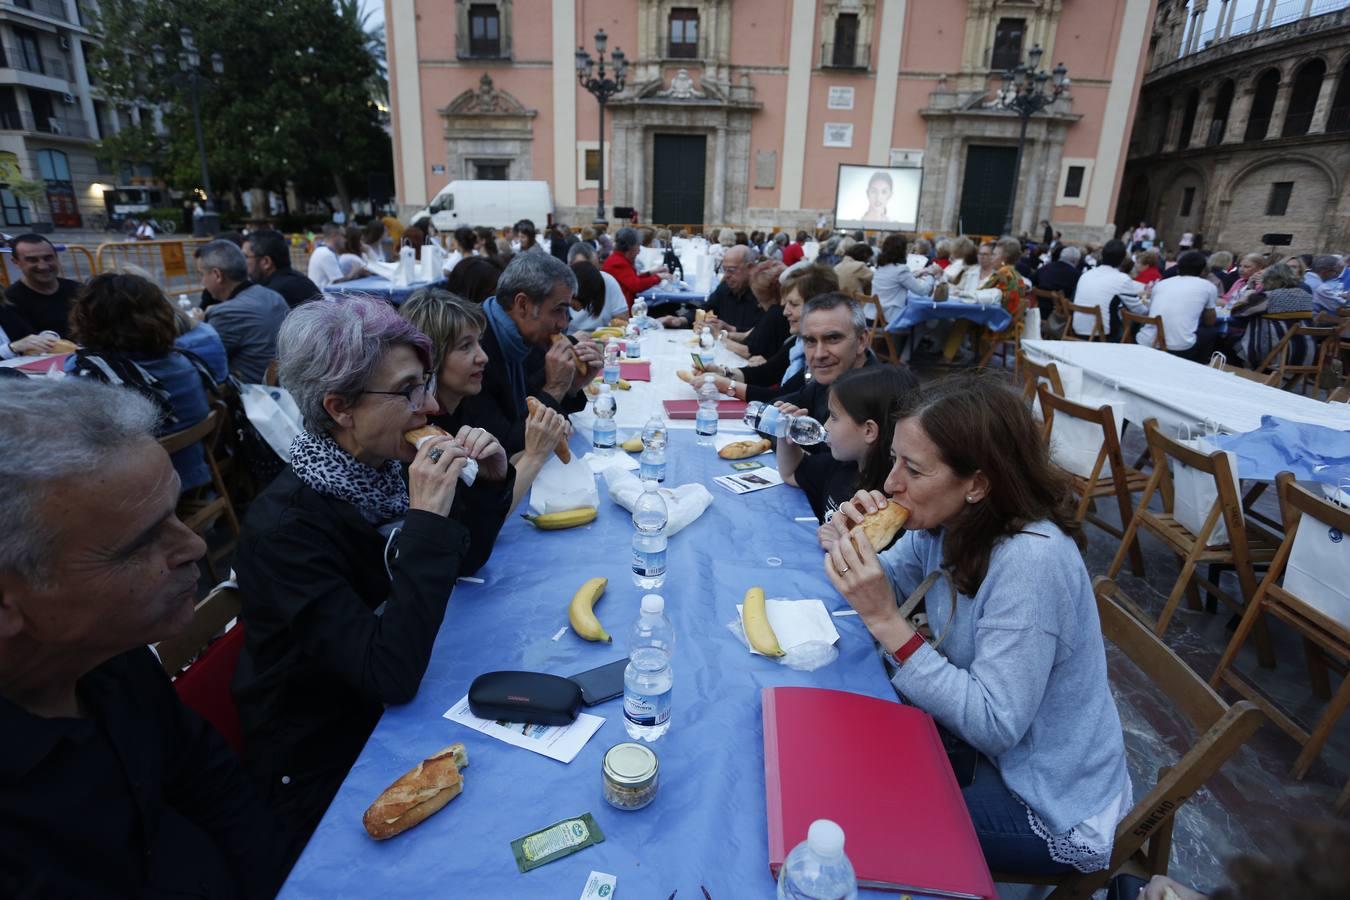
[360,0,384,31]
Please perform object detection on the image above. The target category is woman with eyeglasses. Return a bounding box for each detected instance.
[231,295,515,864]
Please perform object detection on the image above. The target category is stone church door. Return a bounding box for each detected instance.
[651,134,707,225]
[958,145,1017,236]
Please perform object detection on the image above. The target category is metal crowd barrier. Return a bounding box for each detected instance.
[95,238,212,296]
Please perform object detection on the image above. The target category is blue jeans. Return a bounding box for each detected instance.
[961,755,1074,877]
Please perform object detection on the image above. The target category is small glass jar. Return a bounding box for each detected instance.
[602,742,659,810]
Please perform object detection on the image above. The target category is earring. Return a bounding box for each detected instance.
[966,495,977,503]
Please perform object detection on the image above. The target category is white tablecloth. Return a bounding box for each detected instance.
[1021,340,1350,435]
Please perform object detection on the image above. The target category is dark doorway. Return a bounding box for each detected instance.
[1178,89,1199,149]
[958,145,1017,236]
[1282,59,1326,137]
[1209,80,1234,145]
[1244,69,1280,141]
[651,133,706,225]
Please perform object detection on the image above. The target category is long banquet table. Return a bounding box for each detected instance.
[278,328,932,898]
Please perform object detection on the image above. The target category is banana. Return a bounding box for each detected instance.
[621,436,645,452]
[615,379,632,390]
[521,507,598,530]
[742,587,785,657]
[569,577,611,642]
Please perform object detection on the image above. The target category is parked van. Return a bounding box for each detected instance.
[411,180,553,232]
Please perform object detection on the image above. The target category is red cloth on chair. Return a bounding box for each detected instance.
[173,624,246,754]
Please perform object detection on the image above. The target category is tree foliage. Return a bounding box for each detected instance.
[90,0,391,210]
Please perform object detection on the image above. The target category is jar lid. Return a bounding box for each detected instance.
[603,742,658,787]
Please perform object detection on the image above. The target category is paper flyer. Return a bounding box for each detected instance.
[443,695,604,764]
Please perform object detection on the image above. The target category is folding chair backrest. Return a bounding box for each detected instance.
[1142,419,1240,523]
[264,359,280,387]
[1120,309,1166,350]
[1039,385,1126,481]
[158,406,221,456]
[1272,472,1350,637]
[1065,302,1105,341]
[1018,351,1066,404]
[1329,385,1349,404]
[155,583,242,676]
[1217,360,1279,387]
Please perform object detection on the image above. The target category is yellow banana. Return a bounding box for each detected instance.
[615,379,632,390]
[521,507,598,530]
[569,577,611,642]
[743,587,785,657]
[621,436,645,452]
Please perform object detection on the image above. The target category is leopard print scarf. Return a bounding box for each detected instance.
[289,430,409,525]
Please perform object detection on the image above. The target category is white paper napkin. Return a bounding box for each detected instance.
[600,465,712,536]
[528,455,600,515]
[734,598,840,654]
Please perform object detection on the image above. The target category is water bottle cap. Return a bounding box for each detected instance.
[599,383,611,393]
[806,819,845,858]
[640,594,664,614]
[642,479,659,491]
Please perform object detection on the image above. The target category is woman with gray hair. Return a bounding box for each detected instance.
[1223,262,1316,370]
[231,294,515,859]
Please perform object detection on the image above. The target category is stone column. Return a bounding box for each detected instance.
[1307,68,1337,134]
[1264,74,1296,140]
[1163,99,1186,151]
[1188,84,1215,148]
[1224,0,1239,38]
[631,127,645,218]
[1224,76,1256,143]
[711,125,727,222]
[1263,0,1277,27]
[1249,0,1265,33]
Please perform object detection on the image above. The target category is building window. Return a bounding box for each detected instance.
[468,4,501,58]
[1180,186,1195,217]
[1063,165,1085,199]
[584,148,602,182]
[15,28,43,75]
[473,161,508,180]
[1265,182,1293,216]
[668,8,698,59]
[0,189,29,227]
[37,149,71,182]
[991,18,1025,71]
[831,13,860,68]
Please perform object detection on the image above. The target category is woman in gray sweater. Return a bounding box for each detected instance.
[822,374,1130,876]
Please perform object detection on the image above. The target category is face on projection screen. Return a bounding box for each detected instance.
[833,165,921,231]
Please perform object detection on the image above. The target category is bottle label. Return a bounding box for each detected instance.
[757,405,780,437]
[623,688,671,727]
[604,365,619,384]
[632,547,667,578]
[639,459,666,482]
[695,411,718,436]
[594,423,616,448]
[626,342,640,359]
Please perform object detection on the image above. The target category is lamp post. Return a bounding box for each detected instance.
[993,45,1067,237]
[575,29,627,226]
[153,27,224,235]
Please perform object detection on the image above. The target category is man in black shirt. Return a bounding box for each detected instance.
[659,244,761,333]
[776,291,877,438]
[243,228,321,308]
[0,378,286,899]
[4,233,81,337]
[1033,245,1083,312]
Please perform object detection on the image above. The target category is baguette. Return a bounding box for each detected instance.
[23,338,77,356]
[850,501,910,553]
[362,743,469,840]
[676,369,694,384]
[525,396,572,464]
[404,424,449,449]
[717,438,771,460]
[550,333,588,375]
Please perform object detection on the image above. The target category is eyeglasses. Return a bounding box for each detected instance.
[363,373,437,410]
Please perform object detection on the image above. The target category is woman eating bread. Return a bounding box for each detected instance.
[822,374,1130,877]
[232,295,515,864]
[401,287,570,515]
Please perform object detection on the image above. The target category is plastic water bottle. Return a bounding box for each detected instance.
[776,820,858,900]
[603,338,621,384]
[631,296,648,326]
[743,400,828,446]
[698,326,716,368]
[641,412,666,447]
[625,321,642,358]
[695,374,719,446]
[592,383,617,454]
[623,594,674,741]
[631,480,668,589]
[639,426,667,483]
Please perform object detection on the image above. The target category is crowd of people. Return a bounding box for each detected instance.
[0,211,1347,898]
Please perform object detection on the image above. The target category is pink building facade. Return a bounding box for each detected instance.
[386,0,1155,236]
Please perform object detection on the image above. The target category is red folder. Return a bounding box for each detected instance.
[662,399,746,420]
[762,687,996,898]
[14,352,71,373]
[619,360,651,381]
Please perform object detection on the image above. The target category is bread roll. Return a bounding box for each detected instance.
[550,334,588,375]
[50,339,77,354]
[676,369,694,384]
[850,501,910,553]
[694,309,707,324]
[525,396,572,464]
[717,438,771,460]
[405,424,449,449]
[363,743,469,840]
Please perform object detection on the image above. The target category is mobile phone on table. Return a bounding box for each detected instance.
[568,658,628,706]
[732,460,764,471]
[691,352,707,372]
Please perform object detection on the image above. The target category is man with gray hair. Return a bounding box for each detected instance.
[1307,253,1347,320]
[0,378,285,897]
[601,225,667,309]
[195,239,289,383]
[774,291,877,432]
[1032,244,1083,314]
[459,251,601,456]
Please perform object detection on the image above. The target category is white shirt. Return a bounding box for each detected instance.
[307,244,345,289]
[338,253,365,277]
[135,222,155,239]
[568,271,630,333]
[1072,267,1144,336]
[442,249,464,275]
[1135,275,1216,351]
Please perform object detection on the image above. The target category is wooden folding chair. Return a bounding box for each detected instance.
[159,404,242,583]
[1213,359,1280,387]
[1064,302,1106,341]
[1120,309,1167,350]
[1330,384,1349,404]
[977,309,1025,375]
[1016,349,1065,416]
[1105,419,1280,664]
[263,359,281,387]
[1256,324,1339,397]
[992,578,1264,897]
[859,293,899,363]
[1211,473,1350,792]
[156,582,243,676]
[1039,386,1147,575]
[1033,288,1065,339]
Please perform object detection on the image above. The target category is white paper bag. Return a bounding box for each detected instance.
[396,246,417,286]
[239,383,303,462]
[1049,412,1110,480]
[528,454,600,515]
[601,465,712,536]
[419,242,445,283]
[1171,436,1240,547]
[1284,503,1350,626]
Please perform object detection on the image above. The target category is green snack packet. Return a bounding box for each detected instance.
[511,813,606,873]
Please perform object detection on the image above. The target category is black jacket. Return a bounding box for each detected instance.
[779,352,882,453]
[451,316,587,457]
[740,336,805,403]
[1033,260,1081,300]
[3,278,79,337]
[232,464,513,853]
[745,303,790,359]
[1,649,286,899]
[262,269,322,309]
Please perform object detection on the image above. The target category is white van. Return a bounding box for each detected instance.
[412,180,554,232]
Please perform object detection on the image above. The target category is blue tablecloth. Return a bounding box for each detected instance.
[1213,416,1350,487]
[279,431,898,899]
[888,298,1011,333]
[322,276,437,305]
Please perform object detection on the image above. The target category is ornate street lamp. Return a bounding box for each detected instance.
[152,26,225,234]
[576,29,627,225]
[994,46,1068,237]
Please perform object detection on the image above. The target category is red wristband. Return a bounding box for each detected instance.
[890,633,926,667]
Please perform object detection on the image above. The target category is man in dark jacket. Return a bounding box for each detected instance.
[776,292,878,438]
[1033,244,1083,311]
[0,378,285,899]
[455,252,600,457]
[243,229,322,308]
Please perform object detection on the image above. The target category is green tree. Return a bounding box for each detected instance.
[90,0,391,214]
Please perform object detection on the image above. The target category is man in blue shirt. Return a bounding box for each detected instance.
[1307,254,1347,320]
